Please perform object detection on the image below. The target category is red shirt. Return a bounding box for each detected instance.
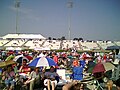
[19,65,30,74]
[53,55,58,64]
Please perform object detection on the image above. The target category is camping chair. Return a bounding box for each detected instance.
[56,69,67,90]
[71,66,84,81]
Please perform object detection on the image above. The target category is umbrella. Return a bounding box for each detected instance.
[92,62,115,74]
[25,55,33,60]
[5,55,15,61]
[106,45,120,50]
[7,51,14,55]
[103,62,116,71]
[29,57,57,67]
[92,63,105,74]
[87,61,96,73]
[0,60,16,68]
[13,54,29,63]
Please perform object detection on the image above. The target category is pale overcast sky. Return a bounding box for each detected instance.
[0,0,120,40]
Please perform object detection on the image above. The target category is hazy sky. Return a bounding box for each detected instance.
[0,0,120,40]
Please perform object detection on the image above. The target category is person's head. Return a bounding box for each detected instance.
[50,66,55,72]
[73,59,79,67]
[22,59,27,66]
[34,67,39,72]
[106,80,113,90]
[71,83,85,90]
[7,65,13,72]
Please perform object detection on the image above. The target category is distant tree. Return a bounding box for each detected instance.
[78,38,83,41]
[87,40,90,42]
[53,38,56,40]
[48,37,52,40]
[57,38,61,40]
[61,36,66,40]
[73,38,78,40]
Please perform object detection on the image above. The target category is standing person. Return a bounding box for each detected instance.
[44,66,59,90]
[2,65,16,90]
[52,52,58,64]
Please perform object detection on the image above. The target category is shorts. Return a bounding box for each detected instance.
[5,79,15,87]
[44,79,57,87]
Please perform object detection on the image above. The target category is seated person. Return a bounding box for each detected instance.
[24,67,42,90]
[2,65,16,90]
[44,66,60,90]
[19,59,31,82]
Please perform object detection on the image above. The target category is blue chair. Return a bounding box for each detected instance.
[79,60,86,68]
[71,66,84,80]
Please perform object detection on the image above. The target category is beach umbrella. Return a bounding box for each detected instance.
[92,62,115,74]
[103,62,116,71]
[0,60,16,68]
[92,63,105,74]
[25,55,33,61]
[5,55,15,61]
[13,54,29,63]
[106,46,120,50]
[29,57,57,67]
[87,61,96,73]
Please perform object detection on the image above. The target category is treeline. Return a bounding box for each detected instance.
[47,36,83,41]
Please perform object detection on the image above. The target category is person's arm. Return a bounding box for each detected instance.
[62,82,77,90]
[40,72,45,80]
[2,71,6,80]
[19,66,23,72]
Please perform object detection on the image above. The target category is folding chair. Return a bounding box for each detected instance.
[93,79,104,90]
[56,69,67,90]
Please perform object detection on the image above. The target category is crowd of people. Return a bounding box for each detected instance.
[0,49,120,90]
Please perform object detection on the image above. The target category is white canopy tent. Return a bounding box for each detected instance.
[2,34,46,39]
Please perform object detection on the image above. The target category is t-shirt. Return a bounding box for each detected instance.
[19,65,30,74]
[29,71,40,79]
[53,56,58,64]
[45,71,58,79]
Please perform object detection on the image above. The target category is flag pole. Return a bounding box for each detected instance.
[67,0,73,41]
[15,0,20,34]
